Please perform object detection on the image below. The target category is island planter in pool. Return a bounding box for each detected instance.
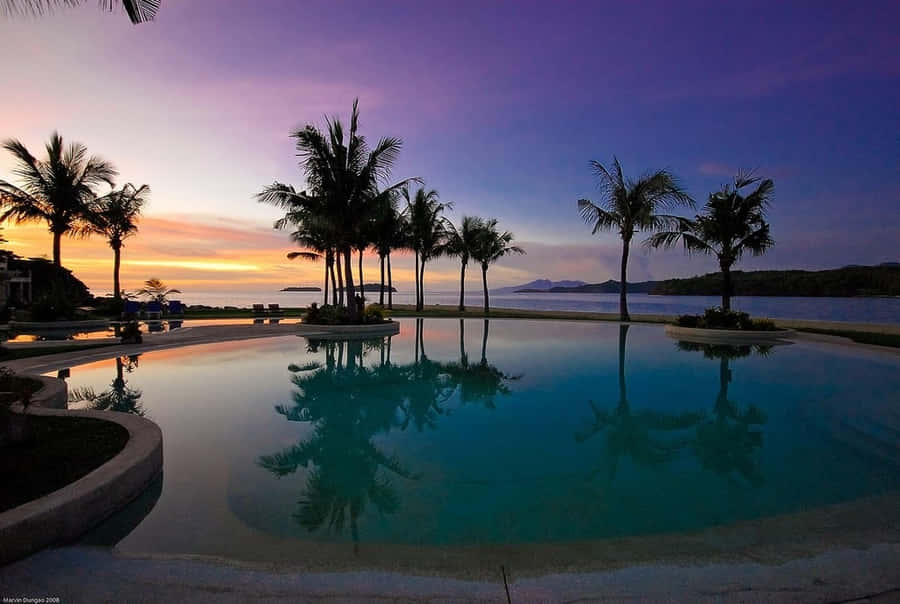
[664,323,795,345]
[295,320,400,339]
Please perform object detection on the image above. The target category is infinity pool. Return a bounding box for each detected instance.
[56,319,900,563]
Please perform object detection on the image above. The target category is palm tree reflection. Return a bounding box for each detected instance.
[260,319,519,550]
[677,341,770,486]
[576,325,703,484]
[68,355,145,416]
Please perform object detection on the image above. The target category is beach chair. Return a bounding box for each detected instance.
[252,303,267,316]
[145,301,163,320]
[122,300,141,321]
[268,303,283,316]
[167,300,185,317]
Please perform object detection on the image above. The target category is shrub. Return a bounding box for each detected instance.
[674,307,780,331]
[304,304,351,325]
[362,304,385,324]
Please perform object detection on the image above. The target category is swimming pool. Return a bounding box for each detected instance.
[56,318,900,566]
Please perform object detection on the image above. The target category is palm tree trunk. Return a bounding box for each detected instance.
[344,246,357,316]
[418,260,426,311]
[414,251,420,310]
[481,318,489,364]
[481,264,489,314]
[458,260,466,311]
[387,253,393,310]
[52,230,62,267]
[112,245,122,300]
[721,262,732,310]
[336,254,344,307]
[619,237,631,322]
[329,256,338,306]
[323,254,330,306]
[358,248,364,296]
[379,254,385,306]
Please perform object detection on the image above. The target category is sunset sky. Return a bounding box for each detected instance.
[1,1,898,299]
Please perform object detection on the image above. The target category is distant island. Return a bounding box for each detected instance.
[492,279,586,295]
[511,264,900,297]
[281,286,322,292]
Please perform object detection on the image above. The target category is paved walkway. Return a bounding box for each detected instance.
[1,544,898,603]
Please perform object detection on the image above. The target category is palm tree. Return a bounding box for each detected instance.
[1,0,160,23]
[287,100,413,317]
[135,277,180,304]
[577,157,693,321]
[403,187,451,311]
[647,173,774,310]
[445,216,485,311]
[370,189,406,308]
[470,219,525,314]
[0,132,117,267]
[88,183,149,300]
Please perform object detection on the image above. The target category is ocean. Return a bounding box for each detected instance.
[180,290,900,324]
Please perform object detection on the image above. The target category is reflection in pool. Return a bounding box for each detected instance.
[55,318,900,560]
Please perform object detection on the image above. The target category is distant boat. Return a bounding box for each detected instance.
[280,286,322,292]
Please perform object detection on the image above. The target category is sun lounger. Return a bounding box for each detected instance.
[252,303,267,316]
[167,300,185,317]
[122,300,141,321]
[145,301,163,320]
[268,303,283,316]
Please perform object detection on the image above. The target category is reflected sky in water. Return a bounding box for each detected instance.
[57,319,900,559]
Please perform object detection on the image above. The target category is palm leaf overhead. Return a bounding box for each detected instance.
[577,157,693,321]
[647,171,774,310]
[0,132,117,267]
[1,0,160,23]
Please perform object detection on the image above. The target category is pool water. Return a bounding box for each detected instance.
[57,319,900,558]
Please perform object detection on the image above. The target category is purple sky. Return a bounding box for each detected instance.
[1,0,898,291]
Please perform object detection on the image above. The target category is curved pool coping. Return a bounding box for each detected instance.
[0,375,163,566]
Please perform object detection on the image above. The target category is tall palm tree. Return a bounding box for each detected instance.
[577,157,693,321]
[88,183,148,300]
[445,215,485,311]
[647,173,774,310]
[0,132,117,267]
[470,219,525,314]
[289,99,413,317]
[371,189,406,308]
[403,187,450,311]
[1,0,160,23]
[135,277,180,304]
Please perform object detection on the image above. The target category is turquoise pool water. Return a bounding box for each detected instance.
[58,319,900,557]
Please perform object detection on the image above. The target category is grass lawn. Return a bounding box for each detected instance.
[383,305,670,322]
[0,414,129,512]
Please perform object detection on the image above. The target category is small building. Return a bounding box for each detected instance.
[0,252,32,308]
